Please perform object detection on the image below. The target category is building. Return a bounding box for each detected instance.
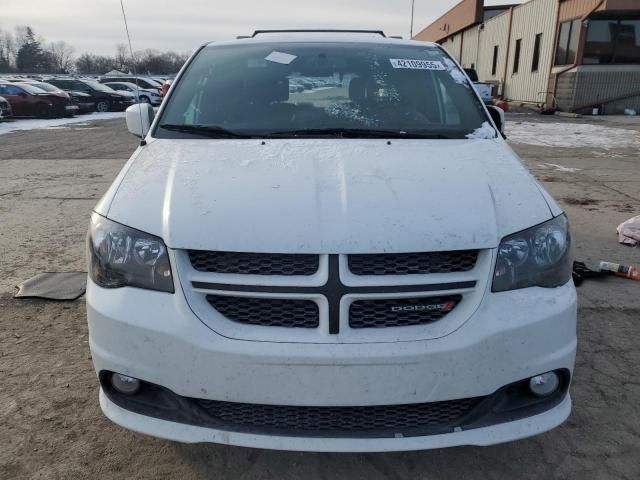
[414,0,640,114]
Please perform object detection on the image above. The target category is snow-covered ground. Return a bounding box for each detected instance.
[507,121,640,149]
[0,111,125,136]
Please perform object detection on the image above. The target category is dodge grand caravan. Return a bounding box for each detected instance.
[87,31,576,452]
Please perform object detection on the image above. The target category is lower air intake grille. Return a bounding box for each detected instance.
[196,396,482,436]
[350,295,462,328]
[189,250,319,276]
[206,295,319,328]
[348,250,479,275]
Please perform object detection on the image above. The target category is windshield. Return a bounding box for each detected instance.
[32,82,60,92]
[143,78,162,87]
[157,42,493,139]
[18,83,48,95]
[83,80,117,93]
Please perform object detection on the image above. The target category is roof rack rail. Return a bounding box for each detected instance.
[249,29,387,38]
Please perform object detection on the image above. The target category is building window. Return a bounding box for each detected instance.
[532,33,542,71]
[583,18,640,64]
[513,39,522,73]
[555,20,581,65]
[491,45,499,75]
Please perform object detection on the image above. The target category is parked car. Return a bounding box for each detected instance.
[99,76,162,93]
[0,82,77,117]
[88,32,575,452]
[464,68,494,105]
[103,81,162,105]
[0,95,12,119]
[67,91,96,113]
[45,78,133,112]
[24,81,96,114]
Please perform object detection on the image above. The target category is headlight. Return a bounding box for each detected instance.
[493,215,571,292]
[87,213,174,293]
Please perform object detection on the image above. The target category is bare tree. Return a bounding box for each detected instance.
[0,27,16,71]
[114,43,130,72]
[46,40,75,73]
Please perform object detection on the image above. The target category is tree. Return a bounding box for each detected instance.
[114,43,131,73]
[75,53,114,74]
[15,26,49,72]
[46,41,75,73]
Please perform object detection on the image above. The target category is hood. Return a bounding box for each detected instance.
[69,91,91,98]
[40,91,69,99]
[101,139,554,254]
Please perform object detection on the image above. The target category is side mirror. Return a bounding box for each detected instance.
[126,103,155,138]
[487,105,506,139]
[18,92,27,97]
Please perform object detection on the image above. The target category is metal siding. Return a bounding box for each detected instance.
[413,0,482,42]
[461,26,481,68]
[504,0,559,103]
[559,0,601,21]
[571,66,640,112]
[476,11,511,84]
[441,34,463,61]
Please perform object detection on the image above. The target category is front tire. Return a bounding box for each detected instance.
[96,100,110,112]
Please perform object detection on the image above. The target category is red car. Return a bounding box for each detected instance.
[0,82,78,117]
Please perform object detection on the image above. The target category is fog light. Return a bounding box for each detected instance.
[529,372,560,397]
[110,373,141,395]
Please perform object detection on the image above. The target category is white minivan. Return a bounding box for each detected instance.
[87,31,576,452]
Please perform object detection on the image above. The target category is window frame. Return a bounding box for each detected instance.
[555,20,580,66]
[532,33,543,72]
[583,17,640,65]
[491,45,499,75]
[513,38,522,73]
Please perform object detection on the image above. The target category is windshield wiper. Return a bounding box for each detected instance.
[159,124,251,138]
[264,128,452,139]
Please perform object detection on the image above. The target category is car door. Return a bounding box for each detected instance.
[72,81,93,97]
[0,84,29,115]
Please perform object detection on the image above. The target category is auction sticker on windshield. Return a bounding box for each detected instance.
[389,59,446,70]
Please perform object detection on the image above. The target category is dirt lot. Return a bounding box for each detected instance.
[1,114,639,479]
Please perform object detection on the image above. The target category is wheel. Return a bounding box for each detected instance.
[35,104,53,118]
[139,96,151,104]
[96,100,110,112]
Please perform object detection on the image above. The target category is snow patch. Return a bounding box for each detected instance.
[443,58,468,86]
[0,112,125,136]
[543,163,581,173]
[508,121,640,149]
[466,122,497,139]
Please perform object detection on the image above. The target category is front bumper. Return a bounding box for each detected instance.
[111,100,134,111]
[87,279,577,449]
[100,388,572,451]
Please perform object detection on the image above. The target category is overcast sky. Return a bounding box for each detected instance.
[1,0,520,56]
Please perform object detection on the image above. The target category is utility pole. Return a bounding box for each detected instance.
[410,0,416,39]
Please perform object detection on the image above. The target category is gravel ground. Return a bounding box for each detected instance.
[1,114,639,479]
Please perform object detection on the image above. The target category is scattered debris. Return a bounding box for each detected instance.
[617,215,640,246]
[572,262,609,286]
[14,272,87,301]
[562,197,600,206]
[599,261,639,281]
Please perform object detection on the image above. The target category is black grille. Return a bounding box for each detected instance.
[196,396,481,436]
[348,251,479,276]
[350,295,462,328]
[207,295,319,328]
[189,250,319,276]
